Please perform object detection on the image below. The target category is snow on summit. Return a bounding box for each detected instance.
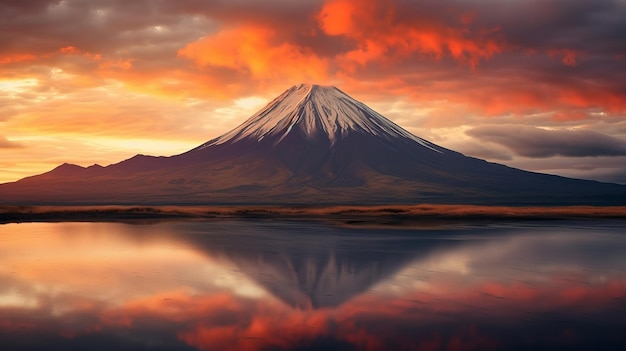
[201,83,441,151]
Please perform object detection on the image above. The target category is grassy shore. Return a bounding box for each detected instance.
[2,204,626,224]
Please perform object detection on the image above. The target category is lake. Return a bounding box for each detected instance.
[1,219,626,350]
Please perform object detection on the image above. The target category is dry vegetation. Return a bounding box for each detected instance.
[1,204,626,224]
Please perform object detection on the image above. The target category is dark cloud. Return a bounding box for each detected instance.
[0,0,213,62]
[481,0,626,52]
[0,0,61,14]
[467,125,626,158]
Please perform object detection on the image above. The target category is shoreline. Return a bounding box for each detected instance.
[2,204,626,225]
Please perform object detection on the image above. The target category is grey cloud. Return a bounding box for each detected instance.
[0,0,215,56]
[467,125,626,158]
[0,0,61,14]
[452,0,626,53]
[454,142,513,161]
[503,155,626,185]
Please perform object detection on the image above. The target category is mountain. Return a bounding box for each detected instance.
[1,83,625,205]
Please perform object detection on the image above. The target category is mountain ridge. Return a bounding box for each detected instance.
[1,83,625,205]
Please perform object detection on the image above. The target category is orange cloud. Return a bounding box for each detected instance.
[0,53,37,65]
[176,0,505,91]
[59,45,103,60]
[385,75,626,123]
[317,0,362,36]
[180,311,333,351]
[59,46,81,55]
[102,291,243,328]
[98,58,133,70]
[317,0,503,69]
[176,277,626,351]
[547,49,583,66]
[178,25,329,83]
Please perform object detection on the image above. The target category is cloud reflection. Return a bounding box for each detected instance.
[0,221,625,350]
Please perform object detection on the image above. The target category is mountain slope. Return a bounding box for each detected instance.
[1,84,625,205]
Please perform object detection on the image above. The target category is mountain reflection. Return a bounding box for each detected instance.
[1,220,626,350]
[175,221,452,309]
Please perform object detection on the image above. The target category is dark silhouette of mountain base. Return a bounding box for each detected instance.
[1,84,625,205]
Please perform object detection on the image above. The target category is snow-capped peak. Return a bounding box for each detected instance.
[201,83,441,152]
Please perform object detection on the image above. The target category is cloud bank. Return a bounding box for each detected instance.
[467,125,626,158]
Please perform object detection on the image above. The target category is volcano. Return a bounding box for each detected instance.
[1,83,625,205]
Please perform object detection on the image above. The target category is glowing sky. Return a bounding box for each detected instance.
[1,0,625,183]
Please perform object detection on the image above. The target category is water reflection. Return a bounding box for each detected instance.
[182,221,448,309]
[1,220,626,350]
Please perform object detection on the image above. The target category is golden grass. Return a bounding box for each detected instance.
[1,204,626,223]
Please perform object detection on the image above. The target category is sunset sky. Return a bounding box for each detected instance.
[1,0,625,184]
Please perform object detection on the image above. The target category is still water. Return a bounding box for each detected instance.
[1,219,626,350]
